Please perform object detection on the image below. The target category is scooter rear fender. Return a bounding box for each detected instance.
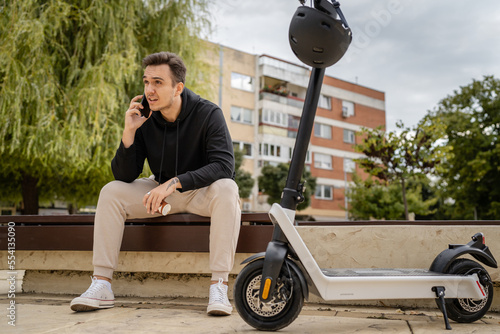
[430,232,498,273]
[240,252,309,301]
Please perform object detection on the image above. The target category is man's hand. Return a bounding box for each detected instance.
[143,177,181,214]
[122,95,151,148]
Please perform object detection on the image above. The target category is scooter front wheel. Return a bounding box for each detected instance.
[234,259,304,331]
[437,258,493,323]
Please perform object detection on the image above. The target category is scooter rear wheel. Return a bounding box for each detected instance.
[437,258,493,323]
[234,259,304,331]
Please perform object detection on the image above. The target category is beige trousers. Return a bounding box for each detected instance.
[92,177,241,282]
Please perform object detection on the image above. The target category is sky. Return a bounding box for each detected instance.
[207,0,500,131]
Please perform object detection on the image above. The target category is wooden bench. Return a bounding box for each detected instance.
[0,213,274,253]
[2,214,500,254]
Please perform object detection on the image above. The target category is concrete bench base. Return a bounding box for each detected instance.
[13,269,500,312]
[1,215,499,311]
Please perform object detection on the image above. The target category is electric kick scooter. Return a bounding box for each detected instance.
[234,0,498,331]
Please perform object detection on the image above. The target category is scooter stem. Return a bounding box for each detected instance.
[271,67,326,244]
[280,67,326,211]
[260,67,326,302]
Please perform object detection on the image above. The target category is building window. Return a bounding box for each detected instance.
[233,141,253,157]
[319,94,331,110]
[314,153,332,169]
[259,143,284,158]
[343,129,355,144]
[315,185,333,200]
[231,72,254,92]
[231,106,253,124]
[342,100,355,117]
[289,148,311,164]
[288,115,300,129]
[314,123,332,139]
[344,158,356,173]
[261,109,287,127]
[287,115,300,138]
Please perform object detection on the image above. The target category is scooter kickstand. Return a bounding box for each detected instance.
[432,286,452,330]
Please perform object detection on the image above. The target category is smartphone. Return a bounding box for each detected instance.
[140,94,151,118]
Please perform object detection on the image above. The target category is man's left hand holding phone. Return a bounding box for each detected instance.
[122,93,152,149]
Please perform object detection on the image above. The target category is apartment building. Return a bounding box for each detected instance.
[205,43,386,220]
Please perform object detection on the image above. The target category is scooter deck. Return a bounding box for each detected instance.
[316,267,484,300]
[269,204,486,300]
[321,268,445,277]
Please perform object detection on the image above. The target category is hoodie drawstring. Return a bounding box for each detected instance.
[158,121,179,185]
[175,121,179,177]
[158,125,167,185]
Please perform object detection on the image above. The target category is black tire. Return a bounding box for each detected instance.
[436,258,493,323]
[234,259,304,331]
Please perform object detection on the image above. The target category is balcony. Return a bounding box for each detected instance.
[259,55,310,87]
[260,91,304,110]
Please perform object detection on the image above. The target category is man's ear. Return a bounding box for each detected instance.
[175,82,184,97]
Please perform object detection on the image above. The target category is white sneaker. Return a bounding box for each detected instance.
[207,278,232,316]
[70,277,115,312]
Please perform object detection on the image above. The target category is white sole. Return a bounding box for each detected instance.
[207,304,232,316]
[70,297,114,312]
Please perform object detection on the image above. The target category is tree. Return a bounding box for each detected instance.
[419,75,500,219]
[258,163,316,211]
[0,0,212,213]
[233,147,255,199]
[347,174,437,220]
[354,121,442,220]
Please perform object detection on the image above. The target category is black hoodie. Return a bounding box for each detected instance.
[111,88,235,191]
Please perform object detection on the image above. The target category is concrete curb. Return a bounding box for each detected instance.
[2,293,499,333]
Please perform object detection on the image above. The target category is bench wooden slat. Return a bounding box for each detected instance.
[2,214,500,226]
[0,212,272,225]
[0,225,273,253]
[1,214,499,254]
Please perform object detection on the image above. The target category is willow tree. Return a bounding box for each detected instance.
[0,0,212,213]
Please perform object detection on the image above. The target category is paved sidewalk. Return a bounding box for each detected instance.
[2,294,500,333]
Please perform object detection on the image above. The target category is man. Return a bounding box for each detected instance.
[70,52,241,316]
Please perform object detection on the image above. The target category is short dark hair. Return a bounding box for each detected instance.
[142,52,186,85]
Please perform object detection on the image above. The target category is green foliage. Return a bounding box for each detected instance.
[0,0,212,212]
[419,75,500,219]
[233,147,255,199]
[356,122,443,181]
[351,75,500,221]
[347,175,437,220]
[354,122,442,219]
[258,163,316,211]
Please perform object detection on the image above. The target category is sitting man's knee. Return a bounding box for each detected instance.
[212,179,239,197]
[99,180,126,198]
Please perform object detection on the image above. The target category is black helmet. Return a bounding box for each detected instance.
[289,1,352,68]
